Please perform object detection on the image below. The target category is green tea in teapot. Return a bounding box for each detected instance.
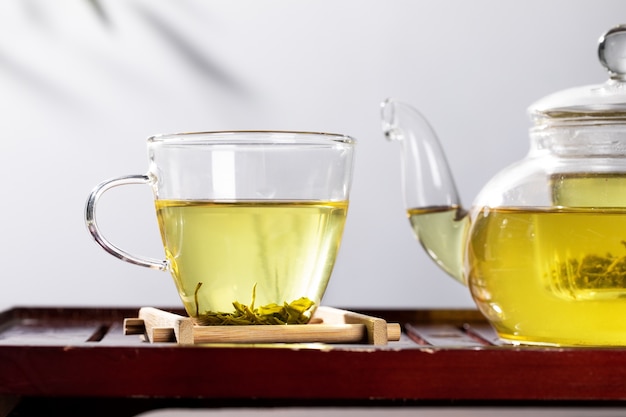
[408,206,467,280]
[409,204,626,346]
[385,24,626,346]
[468,206,626,345]
[552,173,626,207]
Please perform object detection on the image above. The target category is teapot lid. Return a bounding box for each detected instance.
[529,25,626,126]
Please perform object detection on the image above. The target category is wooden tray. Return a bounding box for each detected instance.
[123,306,401,345]
[1,306,626,404]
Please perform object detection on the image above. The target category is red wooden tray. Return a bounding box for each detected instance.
[0,306,625,404]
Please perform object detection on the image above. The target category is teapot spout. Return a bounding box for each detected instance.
[381,98,468,284]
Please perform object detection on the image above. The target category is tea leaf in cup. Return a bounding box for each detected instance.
[193,283,316,326]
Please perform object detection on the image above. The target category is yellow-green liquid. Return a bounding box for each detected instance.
[551,173,626,207]
[155,200,348,321]
[410,206,626,346]
[408,206,467,283]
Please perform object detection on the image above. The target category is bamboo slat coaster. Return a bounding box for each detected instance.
[124,306,401,346]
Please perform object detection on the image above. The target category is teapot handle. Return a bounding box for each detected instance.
[84,175,168,271]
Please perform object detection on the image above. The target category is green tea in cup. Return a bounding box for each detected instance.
[85,131,356,324]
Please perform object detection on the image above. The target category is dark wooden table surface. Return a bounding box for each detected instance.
[1,306,625,416]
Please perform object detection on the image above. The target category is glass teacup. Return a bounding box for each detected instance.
[85,131,356,325]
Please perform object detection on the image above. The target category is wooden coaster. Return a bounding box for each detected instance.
[124,306,401,346]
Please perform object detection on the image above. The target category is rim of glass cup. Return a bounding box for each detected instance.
[147,130,356,146]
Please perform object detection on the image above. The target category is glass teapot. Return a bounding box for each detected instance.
[382,25,626,346]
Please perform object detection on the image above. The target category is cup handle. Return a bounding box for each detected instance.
[85,174,168,271]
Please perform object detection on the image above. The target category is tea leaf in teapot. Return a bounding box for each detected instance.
[554,241,626,291]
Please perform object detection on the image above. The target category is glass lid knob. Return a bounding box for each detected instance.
[599,24,626,81]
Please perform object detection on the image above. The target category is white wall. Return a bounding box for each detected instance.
[0,0,622,311]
